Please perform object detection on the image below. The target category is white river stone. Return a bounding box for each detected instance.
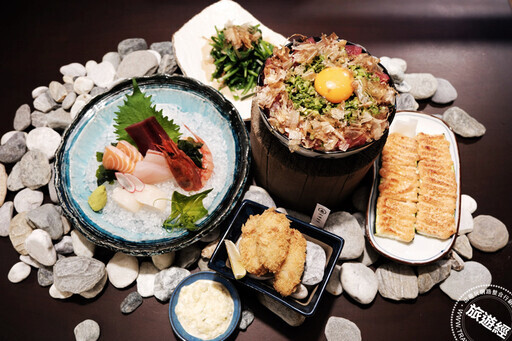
[290,284,308,300]
[403,73,438,100]
[461,194,477,214]
[417,259,451,294]
[24,229,57,266]
[74,319,100,341]
[13,188,43,213]
[376,262,418,301]
[0,201,14,237]
[340,262,378,304]
[458,208,474,235]
[152,251,175,270]
[71,229,95,257]
[106,252,139,289]
[324,211,364,260]
[137,261,158,297]
[302,241,326,285]
[242,185,276,208]
[48,81,68,103]
[80,273,108,299]
[8,261,31,283]
[356,239,380,266]
[257,293,306,327]
[49,284,73,299]
[325,316,362,341]
[153,267,190,302]
[468,215,509,252]
[440,261,492,300]
[453,234,473,259]
[26,127,61,159]
[60,62,86,77]
[326,264,343,296]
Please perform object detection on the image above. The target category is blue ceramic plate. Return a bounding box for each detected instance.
[209,200,344,316]
[366,111,460,265]
[169,271,241,341]
[54,75,250,256]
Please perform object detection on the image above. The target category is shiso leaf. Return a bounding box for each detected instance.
[163,188,213,232]
[113,78,181,144]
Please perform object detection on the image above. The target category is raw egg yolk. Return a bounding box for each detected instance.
[314,67,354,103]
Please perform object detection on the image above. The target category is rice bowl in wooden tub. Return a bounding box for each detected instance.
[251,34,396,212]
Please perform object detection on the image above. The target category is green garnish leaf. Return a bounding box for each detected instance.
[163,189,213,232]
[95,164,116,186]
[113,79,181,144]
[177,137,203,168]
[96,152,104,162]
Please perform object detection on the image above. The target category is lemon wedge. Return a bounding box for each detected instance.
[225,239,246,280]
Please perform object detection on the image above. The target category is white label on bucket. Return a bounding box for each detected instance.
[310,203,330,228]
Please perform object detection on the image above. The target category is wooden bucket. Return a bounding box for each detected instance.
[250,100,387,214]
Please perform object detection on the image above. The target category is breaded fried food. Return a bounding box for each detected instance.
[239,208,292,275]
[273,229,307,296]
[239,213,268,276]
[238,208,309,297]
[256,208,292,272]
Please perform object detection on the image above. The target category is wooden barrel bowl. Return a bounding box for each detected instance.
[250,100,388,214]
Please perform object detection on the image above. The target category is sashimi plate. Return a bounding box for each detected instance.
[54,74,250,256]
[366,111,460,265]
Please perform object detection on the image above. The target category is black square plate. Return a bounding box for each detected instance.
[208,200,344,316]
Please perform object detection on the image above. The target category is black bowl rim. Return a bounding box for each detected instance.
[257,36,397,158]
[53,74,251,256]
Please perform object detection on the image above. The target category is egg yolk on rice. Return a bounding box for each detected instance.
[314,67,354,103]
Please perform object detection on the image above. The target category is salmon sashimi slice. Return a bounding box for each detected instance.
[117,140,143,163]
[102,145,135,173]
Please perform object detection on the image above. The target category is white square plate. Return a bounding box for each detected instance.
[172,0,288,120]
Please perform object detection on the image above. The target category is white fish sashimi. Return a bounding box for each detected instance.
[133,185,168,212]
[132,150,173,184]
[112,187,142,213]
[144,150,169,167]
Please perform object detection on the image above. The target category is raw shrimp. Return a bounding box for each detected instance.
[157,137,202,192]
[184,125,214,186]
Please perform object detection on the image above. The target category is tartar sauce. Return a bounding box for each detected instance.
[175,279,234,340]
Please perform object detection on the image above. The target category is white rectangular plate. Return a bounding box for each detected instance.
[366,111,461,265]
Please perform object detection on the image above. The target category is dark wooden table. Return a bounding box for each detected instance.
[1,0,511,340]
